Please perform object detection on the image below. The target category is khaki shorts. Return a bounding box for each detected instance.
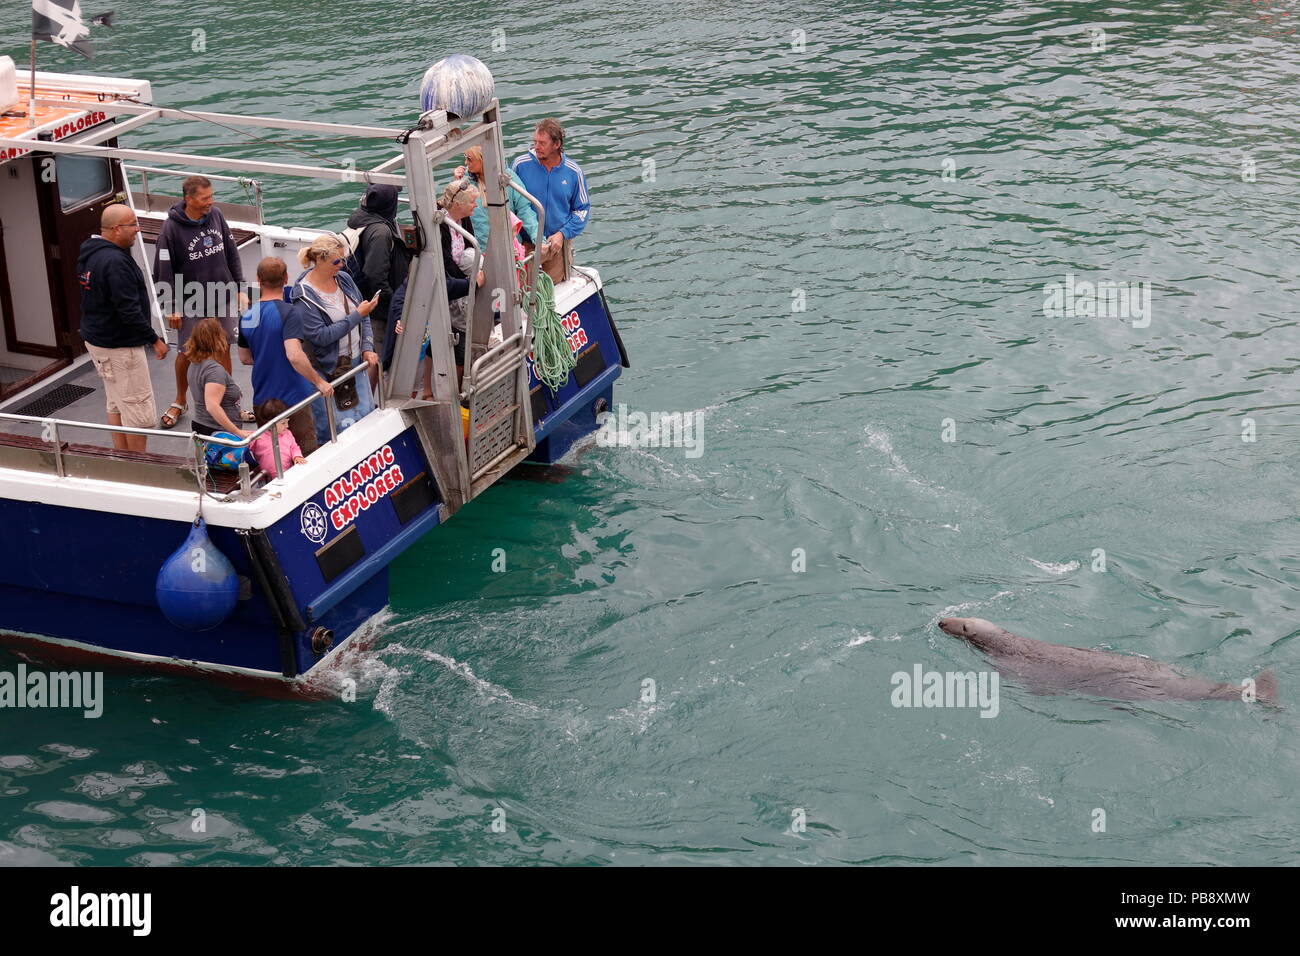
[526,238,575,284]
[85,342,158,429]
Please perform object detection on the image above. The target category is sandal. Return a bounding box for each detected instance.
[240,408,256,423]
[160,402,185,429]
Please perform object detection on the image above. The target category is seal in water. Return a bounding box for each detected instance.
[938,617,1277,705]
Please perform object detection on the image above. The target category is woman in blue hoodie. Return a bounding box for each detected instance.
[284,235,381,445]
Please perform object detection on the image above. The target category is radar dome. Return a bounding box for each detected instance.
[419,54,495,119]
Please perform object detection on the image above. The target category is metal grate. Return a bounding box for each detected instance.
[12,384,95,418]
[468,375,518,474]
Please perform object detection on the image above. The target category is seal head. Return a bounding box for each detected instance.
[939,616,1019,653]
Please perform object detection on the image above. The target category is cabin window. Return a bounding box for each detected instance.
[55,155,114,213]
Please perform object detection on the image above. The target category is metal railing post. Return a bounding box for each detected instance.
[509,180,546,334]
[192,438,206,491]
[50,421,63,478]
[444,214,483,380]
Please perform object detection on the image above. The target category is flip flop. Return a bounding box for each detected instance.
[159,402,185,429]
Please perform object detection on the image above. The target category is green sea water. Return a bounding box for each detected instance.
[1,0,1298,866]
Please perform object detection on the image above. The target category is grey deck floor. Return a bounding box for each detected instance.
[0,365,31,387]
[0,346,256,454]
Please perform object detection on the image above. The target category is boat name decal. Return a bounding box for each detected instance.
[560,310,589,353]
[0,110,109,162]
[322,445,404,532]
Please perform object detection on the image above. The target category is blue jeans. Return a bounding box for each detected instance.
[310,355,375,446]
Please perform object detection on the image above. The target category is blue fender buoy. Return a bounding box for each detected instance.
[419,54,495,119]
[156,519,238,631]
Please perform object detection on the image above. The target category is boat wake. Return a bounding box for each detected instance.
[382,644,544,716]
[863,426,948,494]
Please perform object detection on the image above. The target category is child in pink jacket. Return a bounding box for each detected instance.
[251,398,307,475]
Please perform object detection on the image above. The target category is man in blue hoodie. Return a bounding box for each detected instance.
[511,118,590,283]
[152,175,249,428]
[77,205,170,453]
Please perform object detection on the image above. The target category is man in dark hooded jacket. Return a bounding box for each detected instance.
[78,205,170,453]
[344,184,410,369]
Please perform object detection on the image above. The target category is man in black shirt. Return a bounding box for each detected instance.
[76,205,170,452]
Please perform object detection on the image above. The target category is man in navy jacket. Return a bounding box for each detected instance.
[77,205,169,452]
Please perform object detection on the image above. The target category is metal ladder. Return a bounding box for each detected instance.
[462,327,529,491]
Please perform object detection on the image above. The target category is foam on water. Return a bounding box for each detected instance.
[847,631,902,647]
[863,426,948,494]
[1028,558,1080,574]
[937,590,1017,621]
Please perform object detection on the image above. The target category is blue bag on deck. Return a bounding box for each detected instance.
[203,431,255,471]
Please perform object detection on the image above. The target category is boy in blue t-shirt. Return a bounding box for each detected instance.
[236,257,327,457]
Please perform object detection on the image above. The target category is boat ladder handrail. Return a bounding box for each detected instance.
[507,178,546,342]
[463,331,527,399]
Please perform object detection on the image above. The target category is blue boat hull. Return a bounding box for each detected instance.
[526,282,626,465]
[0,287,625,687]
[0,492,395,682]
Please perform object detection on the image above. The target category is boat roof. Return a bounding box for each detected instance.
[0,69,152,164]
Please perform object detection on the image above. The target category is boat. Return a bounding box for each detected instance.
[0,54,628,692]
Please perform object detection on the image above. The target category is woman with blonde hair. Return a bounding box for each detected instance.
[437,179,486,374]
[185,317,253,439]
[454,144,538,253]
[284,234,381,445]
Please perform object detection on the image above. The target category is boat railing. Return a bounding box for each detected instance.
[123,163,265,224]
[0,359,376,493]
[443,211,483,354]
[202,359,378,484]
[507,179,546,329]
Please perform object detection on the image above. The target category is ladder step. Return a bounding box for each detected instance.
[469,403,517,437]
